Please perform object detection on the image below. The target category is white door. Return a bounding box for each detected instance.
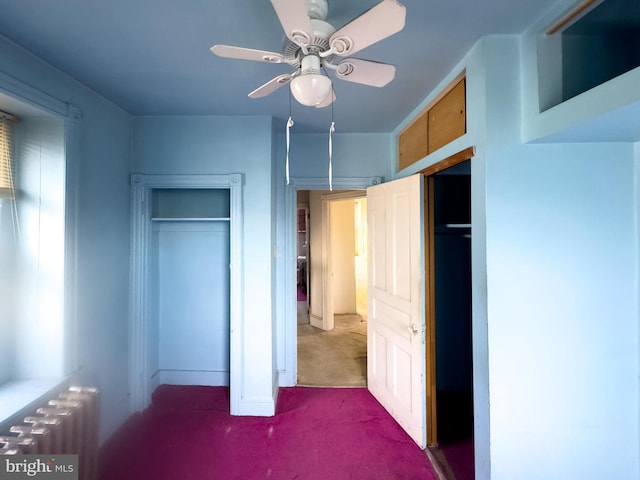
[367,174,426,447]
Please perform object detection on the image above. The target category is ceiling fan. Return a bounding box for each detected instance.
[211,0,406,108]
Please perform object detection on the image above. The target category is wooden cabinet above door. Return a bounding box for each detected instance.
[398,74,466,171]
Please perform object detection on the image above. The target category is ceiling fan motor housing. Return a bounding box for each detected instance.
[283,18,336,68]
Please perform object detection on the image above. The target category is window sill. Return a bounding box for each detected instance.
[0,378,67,433]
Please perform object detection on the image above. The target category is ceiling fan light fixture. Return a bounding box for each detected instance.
[290,73,332,106]
[290,54,332,106]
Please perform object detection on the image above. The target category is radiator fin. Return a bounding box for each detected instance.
[0,385,99,480]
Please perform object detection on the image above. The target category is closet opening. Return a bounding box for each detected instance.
[129,173,242,414]
[428,160,474,479]
[149,188,231,388]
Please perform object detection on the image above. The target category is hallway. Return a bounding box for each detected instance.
[297,314,367,387]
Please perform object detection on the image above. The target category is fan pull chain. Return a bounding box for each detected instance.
[327,90,335,191]
[328,121,335,191]
[286,116,294,185]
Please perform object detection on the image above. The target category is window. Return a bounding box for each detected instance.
[0,102,66,389]
[0,112,14,199]
[0,113,16,385]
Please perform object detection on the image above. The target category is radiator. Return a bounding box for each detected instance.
[0,385,99,480]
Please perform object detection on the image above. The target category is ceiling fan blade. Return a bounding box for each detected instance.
[328,0,406,57]
[210,45,284,63]
[334,58,396,87]
[248,73,295,99]
[315,89,336,108]
[270,0,314,49]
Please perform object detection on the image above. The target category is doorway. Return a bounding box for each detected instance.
[149,188,231,387]
[296,189,368,387]
[128,173,243,413]
[296,198,309,325]
[428,160,474,479]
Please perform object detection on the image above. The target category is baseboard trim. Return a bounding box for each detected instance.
[425,447,449,480]
[158,370,230,386]
[235,396,276,416]
[310,314,323,329]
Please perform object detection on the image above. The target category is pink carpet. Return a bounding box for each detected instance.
[99,385,439,480]
[297,286,307,302]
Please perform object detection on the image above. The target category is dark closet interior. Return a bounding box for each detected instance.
[433,162,474,479]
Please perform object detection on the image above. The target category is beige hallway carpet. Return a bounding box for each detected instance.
[297,314,367,387]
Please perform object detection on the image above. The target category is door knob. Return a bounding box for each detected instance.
[407,323,419,335]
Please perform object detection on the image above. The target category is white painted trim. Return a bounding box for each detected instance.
[321,190,371,202]
[309,313,323,329]
[158,370,230,386]
[280,177,382,387]
[0,72,71,117]
[63,108,82,376]
[128,177,149,411]
[320,197,334,331]
[128,173,243,413]
[234,397,277,416]
[288,176,383,189]
[250,372,282,416]
[320,190,368,331]
[0,73,82,381]
[149,371,161,398]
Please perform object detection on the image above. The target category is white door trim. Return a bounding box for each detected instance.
[0,73,83,381]
[320,197,334,331]
[128,173,243,413]
[279,176,381,386]
[319,190,368,331]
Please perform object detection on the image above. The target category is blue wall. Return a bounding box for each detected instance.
[1,35,132,442]
[488,33,639,479]
[393,32,639,479]
[132,115,279,412]
[283,132,392,180]
[487,141,638,480]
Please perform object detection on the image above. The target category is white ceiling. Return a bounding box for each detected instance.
[0,0,561,132]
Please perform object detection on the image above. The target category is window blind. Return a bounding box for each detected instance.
[0,115,15,199]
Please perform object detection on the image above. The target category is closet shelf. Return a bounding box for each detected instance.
[442,223,471,228]
[435,223,472,236]
[150,217,230,222]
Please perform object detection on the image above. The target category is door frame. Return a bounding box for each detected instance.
[419,147,474,446]
[128,173,243,413]
[320,189,368,331]
[425,175,437,446]
[295,203,310,318]
[280,177,381,387]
